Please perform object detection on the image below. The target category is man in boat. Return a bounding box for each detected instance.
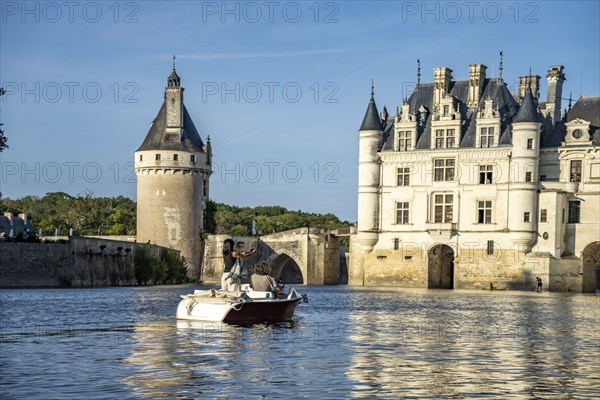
[250,263,284,296]
[221,239,256,292]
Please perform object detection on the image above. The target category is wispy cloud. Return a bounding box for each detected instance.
[164,49,354,61]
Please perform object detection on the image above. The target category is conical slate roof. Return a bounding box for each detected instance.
[513,88,542,123]
[359,94,383,131]
[136,101,205,152]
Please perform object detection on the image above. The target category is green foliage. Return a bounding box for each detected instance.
[0,123,7,153]
[0,192,136,236]
[134,246,154,285]
[1,194,350,238]
[204,200,351,235]
[163,250,189,284]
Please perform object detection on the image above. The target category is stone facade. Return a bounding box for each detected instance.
[352,63,600,292]
[135,67,211,279]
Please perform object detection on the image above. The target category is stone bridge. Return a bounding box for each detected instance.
[201,227,350,285]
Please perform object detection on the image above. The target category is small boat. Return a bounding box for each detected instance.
[176,285,307,324]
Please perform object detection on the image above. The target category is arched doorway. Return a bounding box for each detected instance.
[428,244,454,289]
[269,253,304,284]
[582,242,600,293]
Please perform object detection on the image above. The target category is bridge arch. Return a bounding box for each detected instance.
[269,253,304,284]
[582,241,600,293]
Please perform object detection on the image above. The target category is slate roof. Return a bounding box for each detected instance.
[380,78,521,151]
[136,101,205,152]
[359,94,383,131]
[512,89,542,123]
[541,96,600,147]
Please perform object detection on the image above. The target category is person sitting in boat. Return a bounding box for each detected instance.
[250,263,282,295]
[221,239,256,292]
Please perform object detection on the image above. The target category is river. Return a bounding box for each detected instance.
[0,286,598,399]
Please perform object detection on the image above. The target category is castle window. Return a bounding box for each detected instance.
[434,159,455,181]
[393,238,400,250]
[527,138,533,149]
[139,155,143,162]
[434,194,453,223]
[203,179,208,197]
[398,130,412,151]
[540,209,547,223]
[173,154,179,161]
[570,160,582,182]
[525,172,532,182]
[487,241,494,256]
[479,165,493,184]
[480,127,494,148]
[562,209,565,223]
[568,201,580,223]
[435,130,444,148]
[396,202,409,224]
[477,201,492,224]
[443,105,449,116]
[524,212,531,223]
[435,129,455,148]
[540,175,547,181]
[397,167,410,186]
[190,155,196,163]
[155,154,161,161]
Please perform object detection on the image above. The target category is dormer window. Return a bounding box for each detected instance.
[443,105,449,116]
[398,130,412,151]
[435,129,456,148]
[572,129,583,139]
[480,127,495,148]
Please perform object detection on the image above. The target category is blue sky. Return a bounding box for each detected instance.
[1,0,599,221]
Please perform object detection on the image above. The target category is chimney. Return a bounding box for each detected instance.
[546,65,565,127]
[434,67,453,106]
[468,64,487,107]
[4,212,13,225]
[18,213,28,226]
[518,75,541,101]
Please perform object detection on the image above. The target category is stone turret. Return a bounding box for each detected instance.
[357,82,382,252]
[135,66,212,279]
[508,87,542,251]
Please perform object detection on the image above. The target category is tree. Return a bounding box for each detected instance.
[134,246,154,285]
[0,126,7,152]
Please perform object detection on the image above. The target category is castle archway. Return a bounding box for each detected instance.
[428,244,454,289]
[269,253,304,284]
[582,242,600,293]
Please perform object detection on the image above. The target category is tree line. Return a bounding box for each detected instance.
[1,193,351,237]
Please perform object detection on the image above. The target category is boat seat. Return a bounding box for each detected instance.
[245,290,275,299]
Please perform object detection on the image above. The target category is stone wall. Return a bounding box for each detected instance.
[348,234,594,292]
[0,237,174,287]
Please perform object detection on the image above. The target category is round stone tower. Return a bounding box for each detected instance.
[135,66,212,278]
[357,82,383,252]
[508,86,541,252]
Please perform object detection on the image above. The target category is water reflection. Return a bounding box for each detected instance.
[344,289,600,399]
[0,287,598,399]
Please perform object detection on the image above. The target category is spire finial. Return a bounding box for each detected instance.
[568,91,573,110]
[371,79,374,96]
[499,51,503,80]
[172,54,176,70]
[417,58,421,87]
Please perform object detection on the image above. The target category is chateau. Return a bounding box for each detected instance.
[135,67,212,277]
[349,63,600,292]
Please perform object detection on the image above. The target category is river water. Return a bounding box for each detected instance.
[0,286,598,399]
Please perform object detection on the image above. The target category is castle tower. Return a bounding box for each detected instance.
[357,83,383,252]
[135,66,212,278]
[508,87,542,251]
